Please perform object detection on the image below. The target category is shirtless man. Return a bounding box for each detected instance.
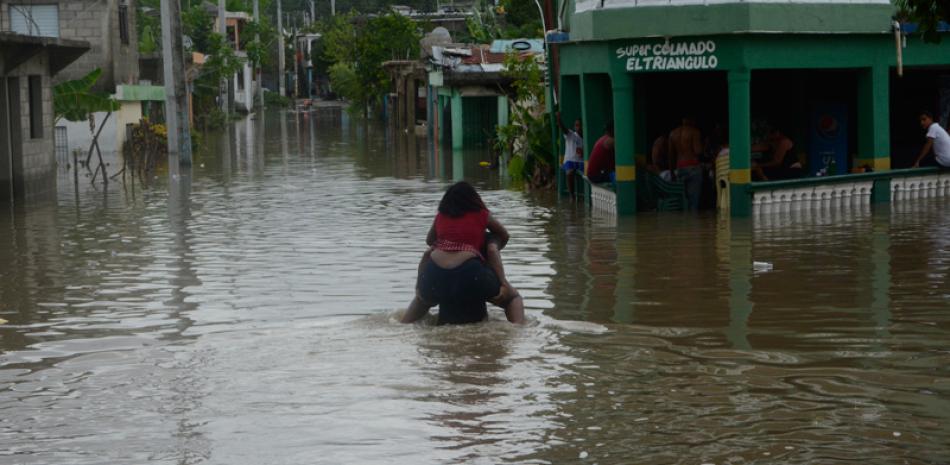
[752,128,799,180]
[668,117,703,210]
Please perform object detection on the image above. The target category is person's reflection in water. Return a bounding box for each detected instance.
[414,323,516,452]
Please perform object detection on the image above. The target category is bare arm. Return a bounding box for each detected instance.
[759,140,792,168]
[691,129,703,158]
[556,111,569,134]
[486,215,510,250]
[914,139,934,167]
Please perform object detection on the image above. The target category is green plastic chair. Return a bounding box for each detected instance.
[648,172,686,212]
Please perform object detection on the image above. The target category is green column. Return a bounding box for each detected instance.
[858,65,891,202]
[451,90,463,150]
[726,217,753,350]
[870,215,892,339]
[434,94,443,144]
[580,74,608,164]
[452,148,464,181]
[497,95,509,128]
[728,69,752,217]
[612,74,636,215]
[612,216,637,323]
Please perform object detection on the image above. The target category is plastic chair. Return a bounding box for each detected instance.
[716,153,730,212]
[648,172,686,212]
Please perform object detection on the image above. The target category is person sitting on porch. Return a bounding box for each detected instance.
[557,112,584,197]
[912,111,950,168]
[586,121,615,183]
[668,117,704,210]
[751,128,802,181]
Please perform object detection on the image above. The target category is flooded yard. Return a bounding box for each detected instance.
[1,110,949,464]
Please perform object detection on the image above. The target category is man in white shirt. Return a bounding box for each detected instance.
[557,112,584,198]
[913,111,950,168]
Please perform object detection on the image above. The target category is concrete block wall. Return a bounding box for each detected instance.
[55,0,139,90]
[7,53,57,197]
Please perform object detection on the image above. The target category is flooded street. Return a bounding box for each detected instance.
[2,110,950,464]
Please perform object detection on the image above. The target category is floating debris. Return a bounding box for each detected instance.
[0,318,7,325]
[579,451,589,459]
[753,261,774,272]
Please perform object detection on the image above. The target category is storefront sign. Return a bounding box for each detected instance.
[617,40,718,72]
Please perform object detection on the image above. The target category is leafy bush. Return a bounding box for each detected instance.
[495,52,553,187]
[264,91,291,108]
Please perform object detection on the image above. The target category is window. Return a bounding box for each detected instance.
[118,3,130,45]
[8,4,60,38]
[28,75,43,139]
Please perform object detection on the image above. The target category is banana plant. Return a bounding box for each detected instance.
[53,68,121,184]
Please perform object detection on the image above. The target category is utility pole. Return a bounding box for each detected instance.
[161,0,193,166]
[331,0,336,16]
[253,0,264,111]
[292,17,299,98]
[277,0,286,97]
[308,0,315,23]
[218,0,229,115]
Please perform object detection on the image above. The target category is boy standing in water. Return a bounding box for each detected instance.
[557,112,584,198]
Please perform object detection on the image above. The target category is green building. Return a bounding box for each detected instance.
[554,0,950,215]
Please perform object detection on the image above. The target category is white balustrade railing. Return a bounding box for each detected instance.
[590,183,618,216]
[891,173,950,201]
[752,181,874,215]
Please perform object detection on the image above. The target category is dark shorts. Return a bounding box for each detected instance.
[418,258,501,325]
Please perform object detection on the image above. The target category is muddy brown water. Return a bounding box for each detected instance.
[1,110,949,464]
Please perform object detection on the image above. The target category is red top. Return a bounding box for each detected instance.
[433,209,490,257]
[586,135,615,177]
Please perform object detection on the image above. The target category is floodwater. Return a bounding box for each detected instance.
[2,110,949,465]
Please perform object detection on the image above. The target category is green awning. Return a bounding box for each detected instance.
[116,84,165,101]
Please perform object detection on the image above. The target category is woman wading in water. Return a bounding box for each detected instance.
[401,182,525,324]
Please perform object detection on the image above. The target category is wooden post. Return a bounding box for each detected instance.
[161,0,193,165]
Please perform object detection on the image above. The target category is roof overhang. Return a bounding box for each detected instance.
[0,32,90,76]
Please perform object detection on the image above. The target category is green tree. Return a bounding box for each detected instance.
[183,4,215,53]
[499,0,543,38]
[495,52,552,184]
[137,0,162,52]
[192,33,244,129]
[463,2,503,43]
[54,69,121,182]
[896,0,950,43]
[321,11,420,116]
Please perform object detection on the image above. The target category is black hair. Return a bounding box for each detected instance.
[920,110,935,119]
[438,181,487,217]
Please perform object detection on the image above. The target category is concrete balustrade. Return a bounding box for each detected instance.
[752,181,874,215]
[891,173,950,201]
[590,183,618,215]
